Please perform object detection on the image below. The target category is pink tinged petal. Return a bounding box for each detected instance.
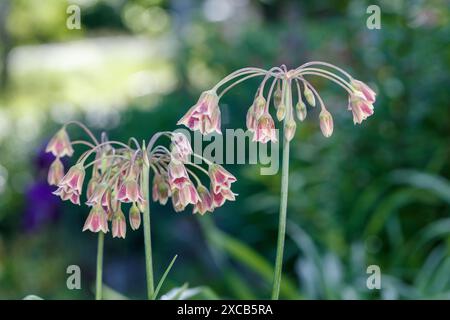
[45,128,74,158]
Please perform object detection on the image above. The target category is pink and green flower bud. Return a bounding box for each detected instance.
[171,190,185,212]
[193,185,214,215]
[47,158,65,186]
[112,207,126,239]
[304,86,316,107]
[273,86,282,108]
[117,178,143,203]
[59,163,85,194]
[348,93,374,124]
[212,188,237,208]
[350,79,376,103]
[177,90,221,135]
[152,173,170,205]
[83,205,109,233]
[209,164,237,194]
[253,96,266,116]
[276,104,286,121]
[171,132,192,162]
[253,113,278,144]
[319,109,334,138]
[296,101,307,121]
[129,204,141,230]
[45,127,74,158]
[284,119,297,142]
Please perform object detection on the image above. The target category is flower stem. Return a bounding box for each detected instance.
[142,165,155,299]
[95,231,104,300]
[271,125,291,300]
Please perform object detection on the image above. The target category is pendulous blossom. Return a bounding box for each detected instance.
[351,79,376,103]
[117,178,144,204]
[348,92,375,124]
[177,90,221,135]
[48,158,65,186]
[193,185,214,215]
[168,160,190,190]
[58,163,85,194]
[46,127,74,158]
[212,188,237,207]
[171,132,193,162]
[83,205,109,233]
[152,173,171,205]
[209,164,237,194]
[254,113,278,143]
[112,206,126,239]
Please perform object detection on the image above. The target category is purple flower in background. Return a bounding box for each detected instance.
[22,146,62,232]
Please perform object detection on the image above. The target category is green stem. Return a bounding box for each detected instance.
[142,165,155,299]
[95,232,104,300]
[272,79,292,300]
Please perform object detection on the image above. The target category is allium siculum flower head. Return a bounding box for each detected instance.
[177,90,221,135]
[152,173,170,205]
[193,185,214,215]
[129,204,141,230]
[168,159,190,190]
[46,127,74,158]
[83,205,109,233]
[117,178,144,203]
[253,113,278,144]
[209,164,237,194]
[112,206,126,239]
[350,79,376,103]
[171,132,192,162]
[348,92,375,124]
[319,109,334,138]
[58,163,85,195]
[48,158,65,186]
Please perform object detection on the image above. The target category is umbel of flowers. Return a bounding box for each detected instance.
[178,61,376,299]
[46,122,236,299]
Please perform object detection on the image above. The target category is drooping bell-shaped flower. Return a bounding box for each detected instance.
[112,206,126,239]
[129,203,141,230]
[152,173,171,205]
[193,185,214,215]
[177,181,200,207]
[209,164,237,194]
[319,109,334,138]
[253,113,278,143]
[86,182,108,206]
[348,93,375,124]
[53,186,80,205]
[46,127,74,158]
[168,160,190,190]
[177,90,221,135]
[350,79,376,103]
[117,178,144,203]
[58,163,85,194]
[212,188,237,208]
[47,158,65,186]
[83,205,109,233]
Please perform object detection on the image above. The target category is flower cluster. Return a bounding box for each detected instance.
[46,124,237,239]
[178,62,376,141]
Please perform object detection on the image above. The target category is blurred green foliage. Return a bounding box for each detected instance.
[0,0,449,299]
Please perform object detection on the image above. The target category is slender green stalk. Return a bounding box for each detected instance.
[271,137,290,300]
[95,231,104,300]
[142,165,155,299]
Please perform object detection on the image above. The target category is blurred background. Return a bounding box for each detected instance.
[0,0,449,299]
